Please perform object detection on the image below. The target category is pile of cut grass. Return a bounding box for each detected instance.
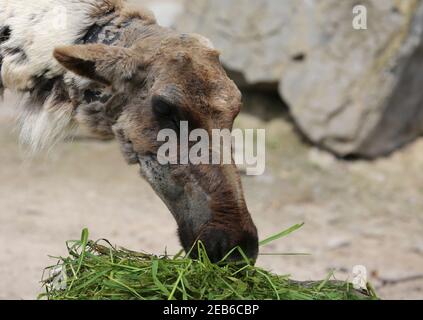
[40,226,377,300]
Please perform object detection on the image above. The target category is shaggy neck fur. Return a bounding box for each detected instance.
[0,0,155,152]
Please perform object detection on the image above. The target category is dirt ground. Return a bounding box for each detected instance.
[0,92,422,300]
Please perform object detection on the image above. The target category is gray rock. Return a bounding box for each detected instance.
[280,0,423,157]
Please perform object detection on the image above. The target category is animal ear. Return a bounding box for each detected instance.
[53,44,143,88]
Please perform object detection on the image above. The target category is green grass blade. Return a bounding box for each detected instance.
[168,260,192,300]
[259,223,305,247]
[75,228,89,275]
[151,259,170,296]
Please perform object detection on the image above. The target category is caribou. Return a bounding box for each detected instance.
[0,0,259,263]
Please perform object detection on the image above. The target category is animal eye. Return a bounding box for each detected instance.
[152,96,181,129]
[152,97,173,115]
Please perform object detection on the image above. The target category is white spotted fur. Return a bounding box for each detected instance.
[0,0,122,152]
[17,94,77,154]
[0,0,120,90]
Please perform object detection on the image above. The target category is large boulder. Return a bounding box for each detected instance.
[176,0,423,157]
[280,0,423,157]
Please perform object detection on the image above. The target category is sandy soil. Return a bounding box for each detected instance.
[0,91,422,300]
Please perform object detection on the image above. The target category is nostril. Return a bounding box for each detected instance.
[191,227,259,264]
[191,228,229,263]
[236,231,259,263]
[225,231,259,265]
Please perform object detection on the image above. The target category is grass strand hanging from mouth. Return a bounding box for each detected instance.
[259,223,305,247]
[39,227,377,300]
